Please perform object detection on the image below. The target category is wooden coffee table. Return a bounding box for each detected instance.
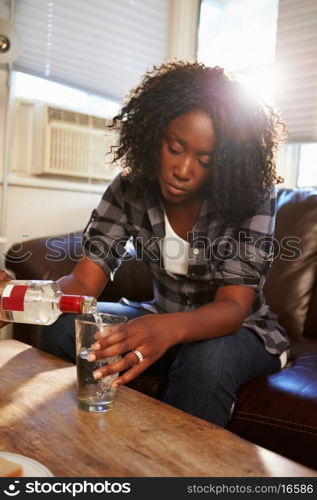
[0,339,315,477]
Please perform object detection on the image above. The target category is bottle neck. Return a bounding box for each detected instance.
[59,295,84,313]
[59,294,97,314]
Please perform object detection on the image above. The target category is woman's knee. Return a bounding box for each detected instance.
[168,329,280,390]
[97,302,150,319]
[163,338,237,426]
[170,335,240,388]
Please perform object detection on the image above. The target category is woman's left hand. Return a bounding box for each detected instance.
[87,313,179,386]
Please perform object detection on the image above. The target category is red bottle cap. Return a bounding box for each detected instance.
[59,295,83,313]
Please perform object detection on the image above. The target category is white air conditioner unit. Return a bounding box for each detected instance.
[11,99,119,181]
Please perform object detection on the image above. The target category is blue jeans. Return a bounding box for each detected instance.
[38,302,281,427]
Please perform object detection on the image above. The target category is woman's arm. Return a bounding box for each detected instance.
[57,256,109,298]
[172,284,255,344]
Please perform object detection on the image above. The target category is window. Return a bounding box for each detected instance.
[297,144,317,188]
[197,0,279,105]
[12,0,169,103]
[6,0,169,184]
[197,0,317,189]
[14,72,120,118]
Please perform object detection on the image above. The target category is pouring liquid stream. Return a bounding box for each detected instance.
[80,306,104,360]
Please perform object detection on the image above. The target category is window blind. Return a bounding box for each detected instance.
[275,0,317,142]
[6,0,169,102]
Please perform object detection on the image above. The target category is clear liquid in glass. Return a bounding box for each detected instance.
[76,347,119,412]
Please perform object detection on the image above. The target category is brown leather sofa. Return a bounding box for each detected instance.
[5,188,317,470]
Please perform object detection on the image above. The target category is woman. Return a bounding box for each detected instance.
[39,61,289,427]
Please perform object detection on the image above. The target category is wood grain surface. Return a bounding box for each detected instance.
[0,340,315,477]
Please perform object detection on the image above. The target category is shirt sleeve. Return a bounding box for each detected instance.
[212,186,276,293]
[82,173,130,278]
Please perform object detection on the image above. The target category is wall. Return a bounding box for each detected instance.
[0,69,10,339]
[0,69,7,268]
[5,184,102,244]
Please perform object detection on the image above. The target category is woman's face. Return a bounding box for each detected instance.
[158,109,215,205]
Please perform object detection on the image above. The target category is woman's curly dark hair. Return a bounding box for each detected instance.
[111,61,286,225]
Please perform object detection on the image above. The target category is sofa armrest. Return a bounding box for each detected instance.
[5,232,83,281]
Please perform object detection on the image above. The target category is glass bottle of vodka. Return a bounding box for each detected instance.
[0,280,97,325]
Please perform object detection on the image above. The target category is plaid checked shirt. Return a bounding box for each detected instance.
[83,173,289,356]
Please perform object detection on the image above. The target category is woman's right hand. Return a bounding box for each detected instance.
[0,270,14,328]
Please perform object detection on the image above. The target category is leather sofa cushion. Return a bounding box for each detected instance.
[100,257,153,302]
[5,232,83,281]
[264,189,317,340]
[228,340,317,469]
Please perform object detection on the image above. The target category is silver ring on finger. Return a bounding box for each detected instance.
[132,349,144,363]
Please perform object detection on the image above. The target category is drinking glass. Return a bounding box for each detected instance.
[75,313,127,412]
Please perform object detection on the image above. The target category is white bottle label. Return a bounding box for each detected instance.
[1,284,28,311]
